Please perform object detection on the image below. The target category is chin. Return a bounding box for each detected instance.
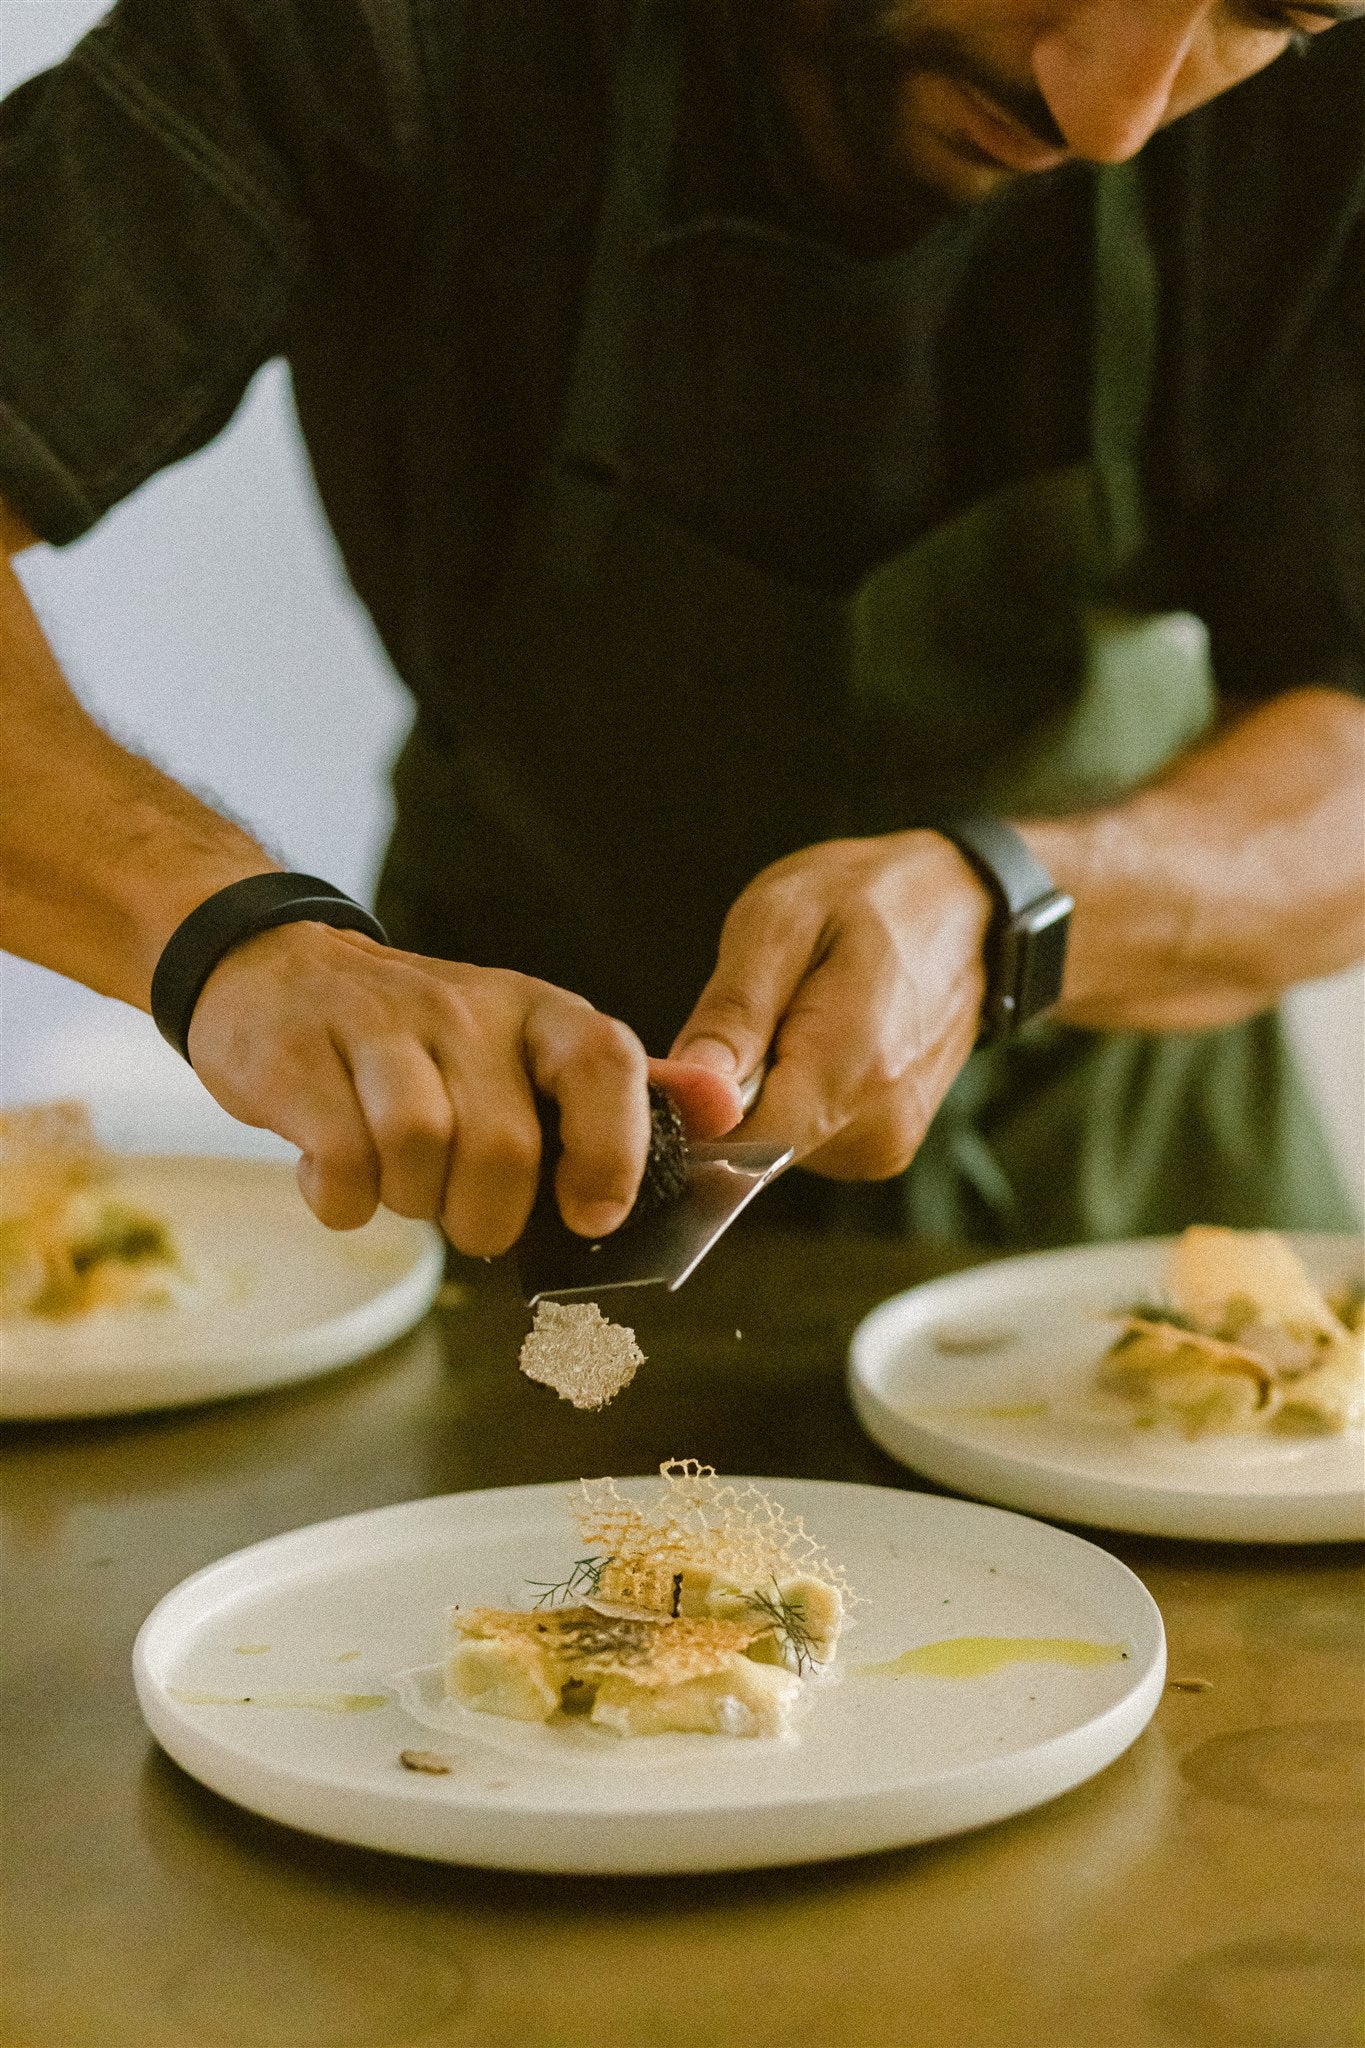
[906,128,1021,207]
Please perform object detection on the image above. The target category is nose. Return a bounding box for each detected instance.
[1032,2,1203,162]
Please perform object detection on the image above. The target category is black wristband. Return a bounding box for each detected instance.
[150,872,389,1065]
[933,815,1073,1044]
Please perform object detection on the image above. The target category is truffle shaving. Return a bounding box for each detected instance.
[518,1298,645,1409]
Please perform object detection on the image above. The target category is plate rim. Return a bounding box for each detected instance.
[0,1153,445,1419]
[847,1230,1365,1544]
[133,1476,1167,1874]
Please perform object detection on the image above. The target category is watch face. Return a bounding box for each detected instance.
[1014,891,1073,1023]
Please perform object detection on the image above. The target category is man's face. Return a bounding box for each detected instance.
[770,0,1360,231]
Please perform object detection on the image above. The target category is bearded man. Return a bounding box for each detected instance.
[2,0,1362,1254]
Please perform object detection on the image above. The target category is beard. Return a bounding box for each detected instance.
[767,1,1070,238]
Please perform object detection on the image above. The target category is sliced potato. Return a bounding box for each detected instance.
[589,1655,801,1737]
[446,1634,560,1722]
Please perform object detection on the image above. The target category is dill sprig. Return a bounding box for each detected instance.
[526,1555,613,1609]
[741,1581,821,1675]
[1118,1300,1202,1333]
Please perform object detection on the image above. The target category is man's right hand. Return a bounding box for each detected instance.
[3,499,740,1258]
[187,922,742,1256]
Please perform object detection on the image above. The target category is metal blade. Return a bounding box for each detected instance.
[516,1140,793,1305]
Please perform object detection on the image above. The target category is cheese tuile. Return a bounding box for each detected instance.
[573,1459,852,1630]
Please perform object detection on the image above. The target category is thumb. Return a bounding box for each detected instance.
[646,1055,744,1138]
[665,1032,741,1080]
[671,898,819,1095]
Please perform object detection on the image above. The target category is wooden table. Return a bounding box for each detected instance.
[3,1226,1362,2048]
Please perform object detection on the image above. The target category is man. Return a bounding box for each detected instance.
[2,0,1362,1259]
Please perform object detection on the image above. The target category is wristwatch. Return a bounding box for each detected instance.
[934,815,1074,1044]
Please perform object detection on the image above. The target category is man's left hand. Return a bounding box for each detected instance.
[671,688,1365,1181]
[670,831,991,1178]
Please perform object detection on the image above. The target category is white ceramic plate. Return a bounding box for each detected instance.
[133,1477,1165,1874]
[849,1234,1365,1545]
[0,1156,444,1418]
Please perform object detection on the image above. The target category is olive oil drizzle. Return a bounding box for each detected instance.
[858,1636,1129,1679]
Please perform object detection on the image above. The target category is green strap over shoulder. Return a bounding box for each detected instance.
[1091,160,1161,579]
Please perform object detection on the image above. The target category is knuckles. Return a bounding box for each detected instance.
[570,1010,646,1078]
[450,1121,543,1190]
[366,1098,456,1159]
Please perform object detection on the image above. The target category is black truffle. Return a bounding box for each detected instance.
[627,1083,690,1222]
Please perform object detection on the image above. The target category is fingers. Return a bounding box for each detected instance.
[271,1044,383,1231]
[734,921,912,1162]
[343,1035,455,1220]
[683,842,988,1180]
[429,1056,543,1258]
[294,1022,544,1260]
[670,869,826,1090]
[187,920,667,1256]
[646,1056,744,1139]
[331,992,544,1259]
[296,1142,380,1229]
[525,1003,650,1237]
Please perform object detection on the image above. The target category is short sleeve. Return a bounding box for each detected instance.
[0,0,432,544]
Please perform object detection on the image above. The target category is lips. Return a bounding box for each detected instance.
[943,80,1069,174]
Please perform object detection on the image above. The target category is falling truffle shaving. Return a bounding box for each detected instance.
[518,1298,645,1409]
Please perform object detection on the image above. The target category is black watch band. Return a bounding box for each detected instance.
[150,872,389,1066]
[934,815,1073,1044]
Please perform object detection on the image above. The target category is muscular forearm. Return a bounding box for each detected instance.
[671,682,1364,1185]
[1,530,276,1008]
[1020,686,1365,1034]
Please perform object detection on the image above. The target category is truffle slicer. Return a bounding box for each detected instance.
[515,1137,794,1306]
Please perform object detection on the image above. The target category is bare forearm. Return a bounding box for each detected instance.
[0,517,747,1253]
[1021,687,1365,1034]
[0,542,276,1009]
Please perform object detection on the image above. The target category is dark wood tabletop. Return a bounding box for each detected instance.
[2,1222,1361,2048]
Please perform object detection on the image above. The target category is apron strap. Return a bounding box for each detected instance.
[1090,159,1160,578]
[556,0,683,477]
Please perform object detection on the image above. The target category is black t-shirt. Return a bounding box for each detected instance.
[1,0,1362,706]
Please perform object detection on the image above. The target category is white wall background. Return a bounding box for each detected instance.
[2,0,1362,1198]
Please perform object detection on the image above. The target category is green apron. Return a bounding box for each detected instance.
[377,1,1355,1247]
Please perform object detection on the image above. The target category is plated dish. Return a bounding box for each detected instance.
[133,1476,1165,1874]
[1099,1226,1361,1436]
[0,1147,443,1419]
[2,1100,195,1319]
[448,1461,849,1739]
[849,1232,1365,1544]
